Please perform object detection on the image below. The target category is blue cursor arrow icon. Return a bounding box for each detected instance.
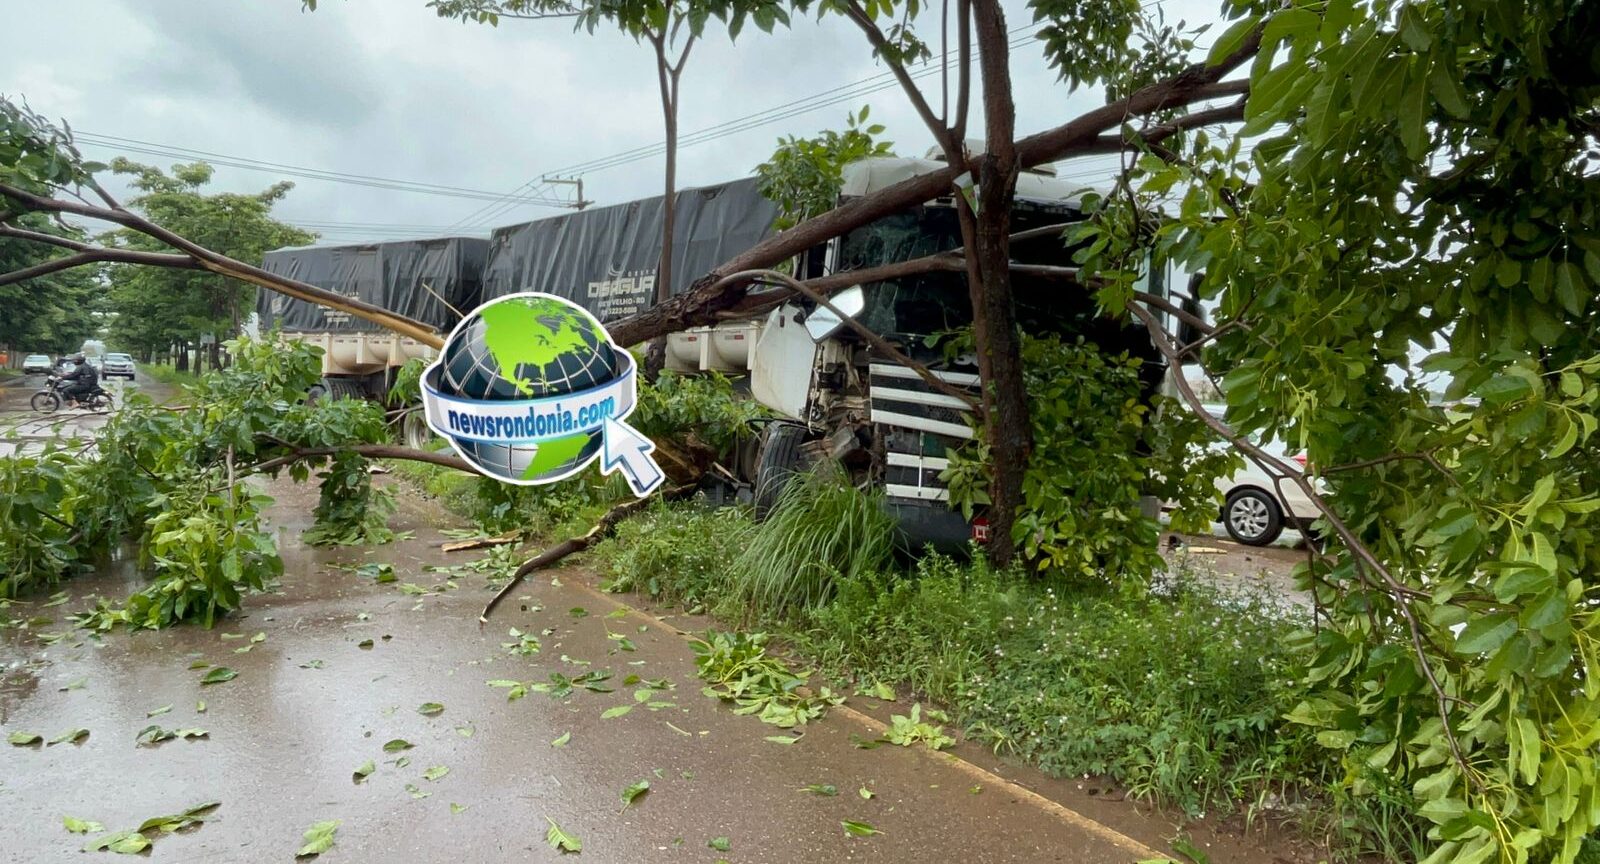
[600,416,666,497]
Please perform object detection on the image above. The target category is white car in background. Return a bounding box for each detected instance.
[102,353,136,380]
[1196,405,1323,546]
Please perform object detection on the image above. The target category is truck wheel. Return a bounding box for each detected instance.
[401,411,437,451]
[753,423,807,520]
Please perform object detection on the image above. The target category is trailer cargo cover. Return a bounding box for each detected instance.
[256,237,489,333]
[481,177,778,323]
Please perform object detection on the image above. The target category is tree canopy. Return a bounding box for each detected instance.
[100,159,312,362]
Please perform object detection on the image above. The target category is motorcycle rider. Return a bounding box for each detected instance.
[57,353,101,405]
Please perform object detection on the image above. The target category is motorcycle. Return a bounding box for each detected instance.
[31,375,113,414]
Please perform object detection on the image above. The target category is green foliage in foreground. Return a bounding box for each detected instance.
[943,335,1236,583]
[593,500,1366,846]
[1,336,398,628]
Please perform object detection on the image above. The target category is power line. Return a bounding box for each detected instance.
[446,22,1049,230]
[74,132,579,208]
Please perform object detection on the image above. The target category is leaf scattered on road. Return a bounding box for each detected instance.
[858,786,875,800]
[299,660,326,669]
[545,817,581,853]
[417,702,445,717]
[601,705,632,720]
[195,700,206,713]
[842,820,880,837]
[135,725,208,746]
[382,738,413,753]
[58,675,88,692]
[358,639,374,649]
[709,836,731,852]
[48,727,89,745]
[8,731,42,746]
[450,803,469,815]
[550,731,571,747]
[455,723,475,738]
[423,765,450,782]
[405,783,430,799]
[296,819,339,859]
[352,761,375,783]
[83,830,150,854]
[765,735,799,745]
[199,666,237,685]
[63,815,104,834]
[146,705,173,718]
[800,784,838,796]
[619,779,650,811]
[568,607,588,618]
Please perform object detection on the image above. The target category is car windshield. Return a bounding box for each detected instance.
[108,354,131,361]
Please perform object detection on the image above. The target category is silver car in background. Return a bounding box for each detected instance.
[103,353,136,380]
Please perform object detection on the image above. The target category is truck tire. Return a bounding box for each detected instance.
[401,411,437,451]
[753,423,807,520]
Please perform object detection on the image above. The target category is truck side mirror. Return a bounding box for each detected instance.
[804,285,866,342]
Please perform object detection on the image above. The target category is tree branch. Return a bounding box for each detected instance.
[0,182,445,347]
[844,0,949,145]
[1126,300,1481,794]
[606,23,1266,347]
[250,444,475,476]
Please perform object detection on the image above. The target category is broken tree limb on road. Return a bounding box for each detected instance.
[480,484,695,624]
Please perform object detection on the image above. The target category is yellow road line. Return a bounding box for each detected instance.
[565,576,1167,862]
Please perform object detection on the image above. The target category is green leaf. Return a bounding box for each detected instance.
[423,765,450,782]
[417,702,444,717]
[709,836,732,852]
[841,819,880,837]
[382,738,414,753]
[551,731,571,747]
[601,705,632,719]
[63,815,105,834]
[619,779,650,810]
[200,666,237,685]
[1454,612,1517,655]
[352,760,375,783]
[858,786,875,799]
[8,731,42,745]
[1206,14,1262,65]
[1476,374,1534,405]
[146,704,173,718]
[765,735,800,745]
[545,818,582,853]
[1515,717,1540,785]
[296,819,340,858]
[47,727,89,745]
[800,784,838,796]
[83,830,151,854]
[450,803,468,815]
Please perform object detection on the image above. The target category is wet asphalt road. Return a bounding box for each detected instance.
[0,479,1195,864]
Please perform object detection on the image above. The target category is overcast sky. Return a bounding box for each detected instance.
[6,0,1224,245]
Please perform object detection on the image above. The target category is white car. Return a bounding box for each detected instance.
[102,353,136,380]
[22,354,52,374]
[1196,405,1323,546]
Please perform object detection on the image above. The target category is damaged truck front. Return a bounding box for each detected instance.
[735,155,1171,552]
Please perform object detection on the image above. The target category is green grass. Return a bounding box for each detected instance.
[141,363,198,387]
[592,497,1324,810]
[731,468,896,612]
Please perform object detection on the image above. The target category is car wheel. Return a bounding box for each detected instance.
[753,423,808,520]
[1224,488,1284,546]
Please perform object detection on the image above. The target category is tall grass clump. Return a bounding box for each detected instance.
[733,468,896,614]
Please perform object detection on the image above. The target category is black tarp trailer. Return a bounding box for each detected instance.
[255,236,489,400]
[480,176,781,373]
